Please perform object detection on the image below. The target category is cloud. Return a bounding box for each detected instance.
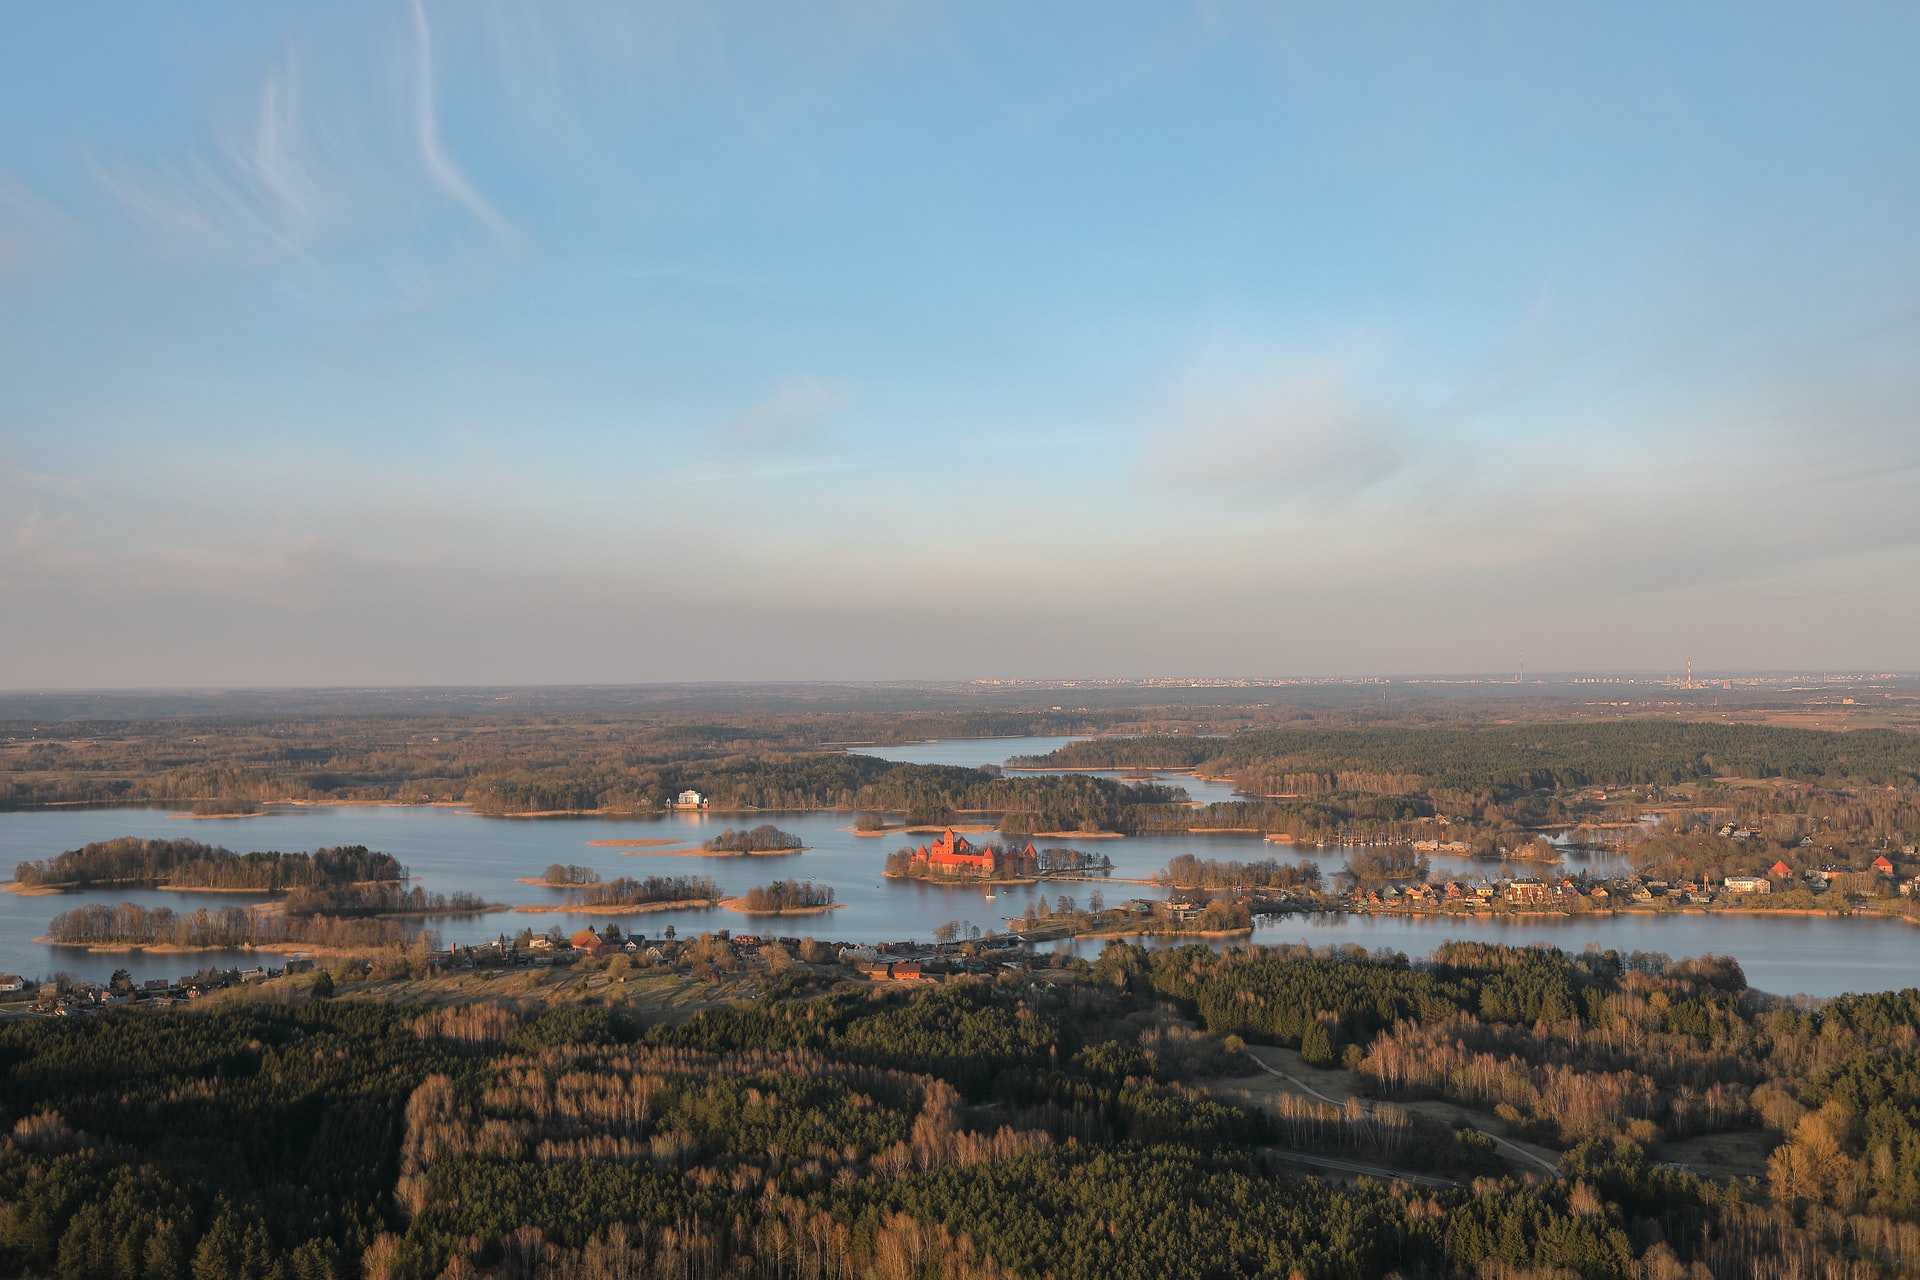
[0,173,76,273]
[1139,361,1408,498]
[89,6,508,259]
[88,51,335,258]
[719,376,853,452]
[410,0,510,239]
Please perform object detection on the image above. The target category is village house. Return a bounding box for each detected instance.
[1723,875,1772,894]
[1872,855,1896,875]
[0,975,23,994]
[571,929,604,956]
[1505,880,1551,906]
[1770,860,1793,878]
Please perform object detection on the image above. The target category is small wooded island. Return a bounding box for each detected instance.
[11,837,405,893]
[722,879,840,914]
[883,829,1113,883]
[516,873,722,915]
[702,825,805,854]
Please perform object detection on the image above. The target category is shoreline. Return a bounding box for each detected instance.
[615,846,807,858]
[718,898,844,916]
[884,871,1041,886]
[511,899,720,916]
[34,937,353,957]
[156,884,283,894]
[585,838,684,849]
[1033,830,1124,840]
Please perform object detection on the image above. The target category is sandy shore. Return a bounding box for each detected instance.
[156,884,281,893]
[35,937,354,956]
[846,825,907,838]
[718,898,844,916]
[584,838,685,848]
[1263,834,1296,844]
[168,811,271,820]
[902,823,1000,834]
[626,846,810,858]
[512,899,720,916]
[1187,827,1263,834]
[1034,830,1124,839]
[2,882,66,896]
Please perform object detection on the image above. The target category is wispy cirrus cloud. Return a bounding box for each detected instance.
[90,4,508,260]
[88,52,334,257]
[0,172,77,273]
[1138,356,1410,499]
[719,375,854,453]
[410,0,510,240]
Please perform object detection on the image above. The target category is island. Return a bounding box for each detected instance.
[883,829,1113,883]
[721,879,841,915]
[702,825,806,855]
[10,837,406,893]
[514,873,722,916]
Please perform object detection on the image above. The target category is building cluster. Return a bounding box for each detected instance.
[5,958,319,1016]
[1338,853,1918,913]
[908,829,1006,875]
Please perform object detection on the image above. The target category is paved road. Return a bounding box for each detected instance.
[1265,1147,1461,1189]
[1245,1049,1563,1178]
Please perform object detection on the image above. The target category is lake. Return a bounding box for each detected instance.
[0,736,1912,997]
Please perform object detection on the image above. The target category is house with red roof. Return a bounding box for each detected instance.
[570,929,604,956]
[1872,855,1896,875]
[1770,860,1793,878]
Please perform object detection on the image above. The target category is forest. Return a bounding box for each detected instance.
[8,939,1920,1278]
[704,825,805,853]
[1016,722,1920,792]
[575,875,723,909]
[736,880,836,912]
[12,839,405,892]
[42,902,422,951]
[1154,856,1323,891]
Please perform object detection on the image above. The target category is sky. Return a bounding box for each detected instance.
[2,2,1917,687]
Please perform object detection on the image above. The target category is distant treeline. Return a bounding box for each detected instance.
[281,884,492,918]
[12,838,405,891]
[45,902,423,950]
[737,880,835,912]
[577,875,721,908]
[704,825,803,853]
[1017,722,1920,793]
[1154,855,1323,891]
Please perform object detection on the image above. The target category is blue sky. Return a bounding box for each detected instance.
[2,2,1916,685]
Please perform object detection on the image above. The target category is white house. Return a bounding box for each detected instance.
[1723,875,1772,895]
[671,788,707,810]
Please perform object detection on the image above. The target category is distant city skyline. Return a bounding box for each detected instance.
[3,3,1916,687]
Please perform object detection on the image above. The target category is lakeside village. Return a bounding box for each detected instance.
[2,923,1086,1018]
[14,829,1920,1017]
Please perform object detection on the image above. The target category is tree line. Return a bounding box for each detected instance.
[13,838,405,891]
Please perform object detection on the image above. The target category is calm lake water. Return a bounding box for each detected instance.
[0,737,1912,997]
